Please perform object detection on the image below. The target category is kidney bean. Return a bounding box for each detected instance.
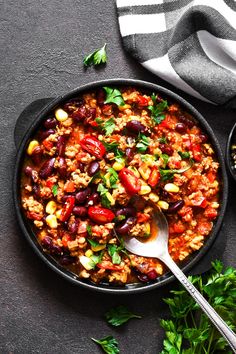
[159,143,174,156]
[73,206,88,218]
[43,117,57,129]
[31,146,43,165]
[87,107,96,119]
[115,216,136,235]
[24,166,33,177]
[199,134,208,143]
[71,106,87,122]
[78,162,85,172]
[39,129,55,141]
[175,122,187,134]
[56,135,67,156]
[32,184,41,197]
[97,89,105,106]
[131,195,147,211]
[178,115,194,128]
[61,194,72,203]
[68,218,79,234]
[167,200,184,214]
[85,192,100,207]
[59,255,76,265]
[64,99,84,113]
[87,161,100,176]
[147,269,158,280]
[75,187,92,204]
[58,157,67,178]
[41,236,53,249]
[50,243,63,255]
[137,273,149,283]
[102,104,112,116]
[116,207,136,218]
[39,158,55,179]
[125,148,134,162]
[126,120,147,134]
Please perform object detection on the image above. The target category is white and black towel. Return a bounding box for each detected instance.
[116,0,236,108]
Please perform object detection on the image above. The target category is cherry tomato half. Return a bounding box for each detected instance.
[88,207,115,224]
[119,168,141,195]
[80,135,106,159]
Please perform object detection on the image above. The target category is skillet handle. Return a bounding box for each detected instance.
[161,253,236,353]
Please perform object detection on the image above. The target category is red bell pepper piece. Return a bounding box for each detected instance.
[191,196,208,208]
[97,261,123,271]
[88,207,115,224]
[204,207,218,220]
[137,212,150,223]
[119,168,141,195]
[60,196,75,222]
[191,143,202,162]
[80,135,106,159]
[137,95,149,107]
[148,166,160,188]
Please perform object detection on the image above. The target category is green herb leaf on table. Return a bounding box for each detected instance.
[160,260,236,354]
[91,336,119,354]
[83,43,107,67]
[148,95,168,125]
[105,305,142,327]
[103,87,125,106]
[52,184,58,196]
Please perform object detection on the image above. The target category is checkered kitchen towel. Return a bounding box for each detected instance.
[116,0,236,108]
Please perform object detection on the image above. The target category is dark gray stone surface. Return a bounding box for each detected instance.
[0,1,236,353]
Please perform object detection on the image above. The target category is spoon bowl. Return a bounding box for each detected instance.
[121,199,236,352]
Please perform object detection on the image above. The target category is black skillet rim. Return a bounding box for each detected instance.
[13,78,228,294]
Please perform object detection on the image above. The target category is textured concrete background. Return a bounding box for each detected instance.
[1,1,236,353]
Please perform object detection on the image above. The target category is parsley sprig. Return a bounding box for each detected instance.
[91,336,119,354]
[148,94,168,124]
[136,133,149,153]
[83,43,107,67]
[96,117,116,136]
[160,260,236,354]
[97,183,111,208]
[103,87,125,106]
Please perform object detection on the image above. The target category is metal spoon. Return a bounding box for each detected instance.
[122,204,236,352]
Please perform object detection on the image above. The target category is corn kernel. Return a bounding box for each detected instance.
[55,108,68,122]
[106,192,115,205]
[79,256,94,270]
[138,163,151,180]
[112,160,125,171]
[139,184,151,195]
[46,214,58,228]
[104,172,111,188]
[149,192,159,203]
[45,201,57,214]
[55,209,62,219]
[118,104,131,111]
[85,249,94,257]
[158,201,169,210]
[27,140,39,155]
[144,222,151,235]
[164,183,180,193]
[212,181,219,188]
[79,270,90,278]
[127,166,140,177]
[91,243,106,252]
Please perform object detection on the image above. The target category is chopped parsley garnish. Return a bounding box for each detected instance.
[107,167,118,188]
[136,133,149,153]
[161,154,169,168]
[86,225,92,236]
[91,336,119,354]
[159,136,167,144]
[102,141,119,152]
[148,94,168,124]
[52,184,58,196]
[103,87,125,106]
[108,244,121,265]
[178,151,190,159]
[87,239,100,248]
[83,43,107,67]
[105,305,142,327]
[159,169,175,181]
[96,117,116,136]
[97,183,111,208]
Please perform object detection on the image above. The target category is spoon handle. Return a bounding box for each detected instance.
[161,253,236,352]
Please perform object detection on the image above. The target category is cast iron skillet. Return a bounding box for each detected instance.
[13,79,228,294]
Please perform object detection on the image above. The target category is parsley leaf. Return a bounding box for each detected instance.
[96,118,116,136]
[83,43,107,67]
[105,305,142,327]
[108,244,121,265]
[91,336,119,354]
[159,136,167,144]
[103,87,125,106]
[107,168,118,188]
[52,184,58,196]
[148,95,168,125]
[102,141,119,152]
[136,133,149,153]
[86,225,92,236]
[97,183,111,208]
[178,151,190,159]
[161,154,169,168]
